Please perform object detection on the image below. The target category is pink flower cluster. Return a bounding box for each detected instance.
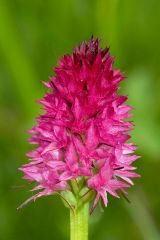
[20,37,140,208]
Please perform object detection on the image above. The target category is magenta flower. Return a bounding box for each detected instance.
[19,37,140,211]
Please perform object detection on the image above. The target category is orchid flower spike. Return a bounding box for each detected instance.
[19,37,140,213]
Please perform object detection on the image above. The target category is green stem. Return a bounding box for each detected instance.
[70,203,89,240]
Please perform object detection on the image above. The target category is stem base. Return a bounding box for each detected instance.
[70,203,89,240]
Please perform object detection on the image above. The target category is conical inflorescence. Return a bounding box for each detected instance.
[19,37,140,210]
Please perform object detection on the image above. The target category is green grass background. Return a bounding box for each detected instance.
[0,0,160,239]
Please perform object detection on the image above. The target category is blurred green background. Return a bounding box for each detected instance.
[0,0,160,239]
